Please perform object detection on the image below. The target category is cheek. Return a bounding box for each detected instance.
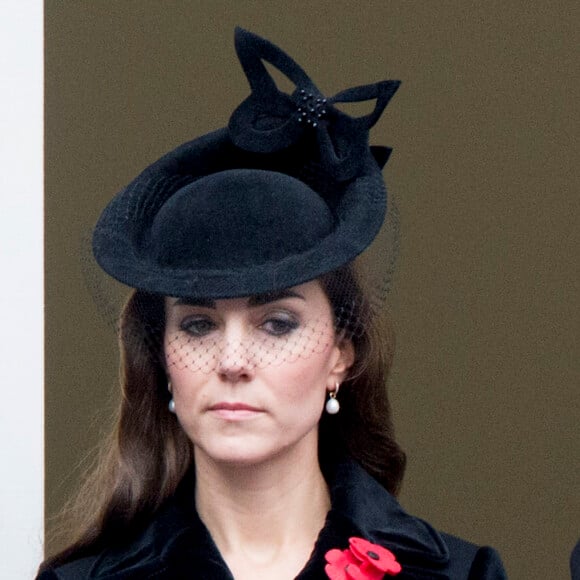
[164,331,179,367]
[166,363,206,406]
[274,345,338,405]
[164,332,198,371]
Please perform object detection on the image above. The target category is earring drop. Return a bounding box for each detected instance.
[325,382,340,415]
[167,381,176,413]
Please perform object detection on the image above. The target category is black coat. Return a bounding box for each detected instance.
[38,461,507,579]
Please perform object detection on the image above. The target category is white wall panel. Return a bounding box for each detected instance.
[0,2,44,577]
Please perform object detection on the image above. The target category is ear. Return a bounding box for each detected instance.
[328,338,355,387]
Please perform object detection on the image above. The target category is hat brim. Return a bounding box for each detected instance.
[93,128,387,299]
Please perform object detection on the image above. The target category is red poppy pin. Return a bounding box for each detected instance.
[325,537,402,579]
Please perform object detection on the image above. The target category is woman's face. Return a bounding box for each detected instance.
[164,280,353,466]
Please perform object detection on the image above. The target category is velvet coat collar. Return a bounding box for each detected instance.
[46,461,504,579]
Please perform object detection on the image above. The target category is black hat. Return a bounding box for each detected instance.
[92,28,400,299]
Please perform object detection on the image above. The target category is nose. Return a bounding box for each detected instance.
[217,322,255,382]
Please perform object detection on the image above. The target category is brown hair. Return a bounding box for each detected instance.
[40,264,405,570]
[318,265,406,492]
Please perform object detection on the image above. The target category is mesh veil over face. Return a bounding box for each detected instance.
[82,200,399,377]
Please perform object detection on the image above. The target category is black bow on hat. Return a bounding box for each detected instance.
[229,28,400,182]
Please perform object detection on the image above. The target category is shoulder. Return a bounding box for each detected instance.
[36,496,201,580]
[440,532,507,579]
[328,460,507,579]
[571,538,580,580]
[37,556,99,580]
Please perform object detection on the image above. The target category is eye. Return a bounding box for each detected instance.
[260,315,299,337]
[179,316,217,337]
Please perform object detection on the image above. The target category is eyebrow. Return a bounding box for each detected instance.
[174,289,305,309]
[174,296,216,308]
[248,289,305,306]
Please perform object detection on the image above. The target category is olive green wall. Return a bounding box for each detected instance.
[45,2,579,578]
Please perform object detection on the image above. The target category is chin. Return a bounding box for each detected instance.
[195,436,277,465]
[196,434,309,468]
[191,423,320,468]
[203,448,276,467]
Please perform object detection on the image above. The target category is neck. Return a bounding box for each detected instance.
[194,436,330,575]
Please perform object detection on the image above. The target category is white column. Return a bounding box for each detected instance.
[0,2,45,577]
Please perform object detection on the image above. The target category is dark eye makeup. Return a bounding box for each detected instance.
[179,316,217,337]
[260,314,299,336]
[177,310,300,338]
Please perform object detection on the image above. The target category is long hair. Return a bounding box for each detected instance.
[41,292,193,569]
[40,264,405,570]
[319,265,406,493]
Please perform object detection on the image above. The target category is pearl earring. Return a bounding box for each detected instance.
[167,380,176,413]
[325,382,340,415]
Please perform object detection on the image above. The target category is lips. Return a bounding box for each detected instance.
[209,402,262,412]
[208,402,264,421]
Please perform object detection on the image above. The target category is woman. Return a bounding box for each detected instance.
[38,29,507,579]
